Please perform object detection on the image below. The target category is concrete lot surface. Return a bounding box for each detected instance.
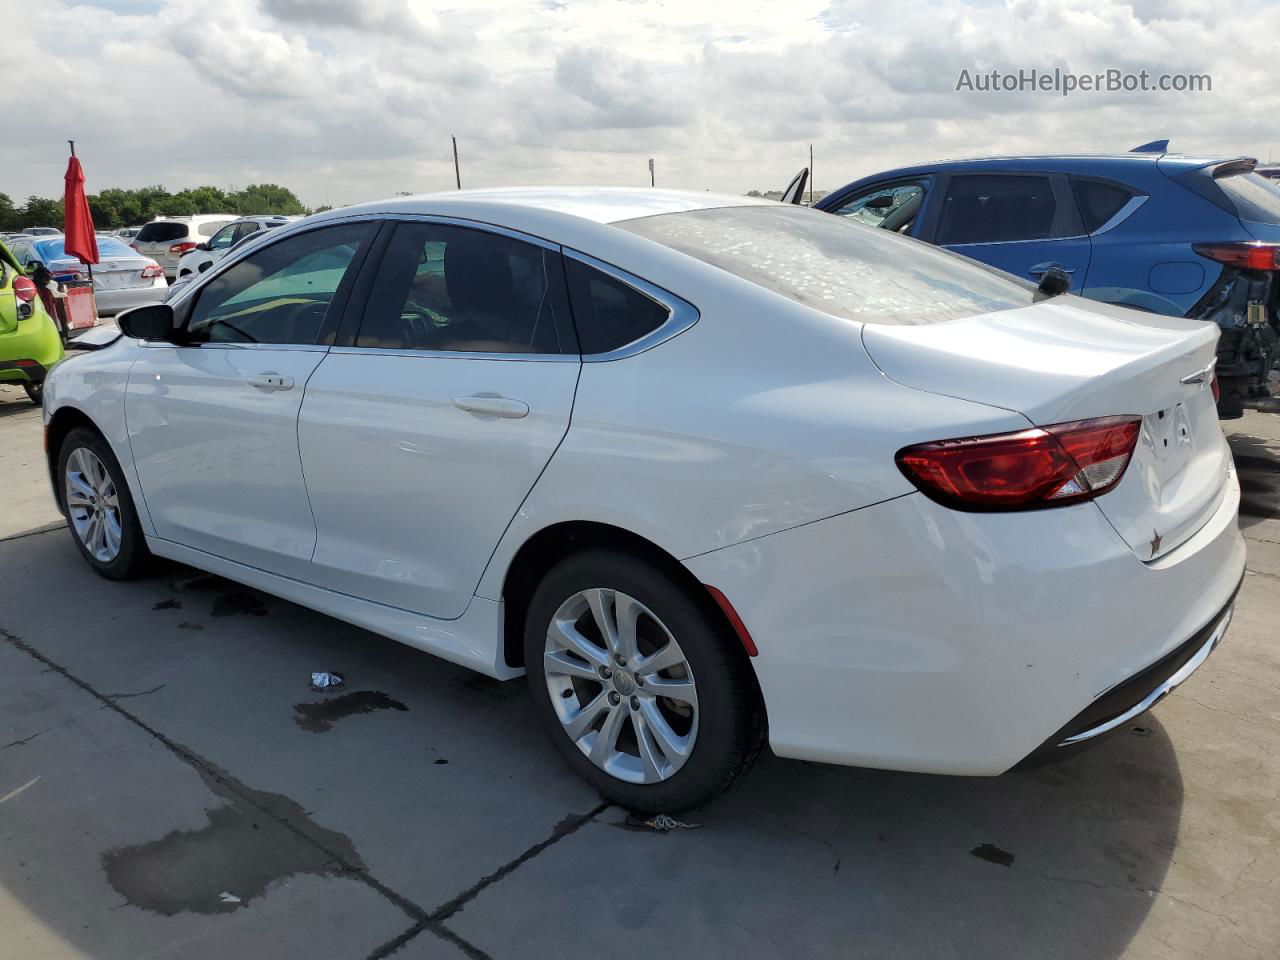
[1,380,1277,960]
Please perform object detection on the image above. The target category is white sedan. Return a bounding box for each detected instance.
[40,189,1245,811]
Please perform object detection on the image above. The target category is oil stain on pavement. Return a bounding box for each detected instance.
[102,761,363,916]
[292,691,409,733]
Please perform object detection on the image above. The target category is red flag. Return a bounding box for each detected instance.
[63,155,99,265]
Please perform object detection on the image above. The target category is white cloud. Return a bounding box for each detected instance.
[2,0,1277,209]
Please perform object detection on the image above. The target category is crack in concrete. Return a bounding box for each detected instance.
[1,729,47,750]
[0,624,488,959]
[103,684,167,702]
[2,621,617,960]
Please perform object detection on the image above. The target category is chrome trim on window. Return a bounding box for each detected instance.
[1087,194,1149,238]
[143,341,330,352]
[386,213,560,251]
[329,346,577,362]
[1056,605,1232,747]
[562,249,699,361]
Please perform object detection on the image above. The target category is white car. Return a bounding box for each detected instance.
[40,188,1245,811]
[176,216,297,281]
[131,215,235,280]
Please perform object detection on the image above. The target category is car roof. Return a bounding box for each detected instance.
[838,152,1245,184]
[326,187,774,227]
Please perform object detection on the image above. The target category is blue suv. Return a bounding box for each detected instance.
[815,152,1280,416]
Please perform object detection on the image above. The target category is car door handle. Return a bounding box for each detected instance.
[452,395,530,419]
[1028,261,1077,276]
[246,372,295,391]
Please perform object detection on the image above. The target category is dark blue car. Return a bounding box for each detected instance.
[814,152,1280,416]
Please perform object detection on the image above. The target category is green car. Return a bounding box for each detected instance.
[0,239,64,404]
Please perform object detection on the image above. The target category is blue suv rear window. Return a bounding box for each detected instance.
[1216,173,1280,225]
[1071,180,1133,233]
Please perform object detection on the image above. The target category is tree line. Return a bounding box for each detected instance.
[0,184,319,232]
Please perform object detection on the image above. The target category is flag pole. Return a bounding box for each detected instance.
[68,139,93,284]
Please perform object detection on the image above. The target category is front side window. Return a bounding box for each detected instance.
[618,204,1035,326]
[355,222,566,354]
[186,222,370,345]
[832,182,926,231]
[935,174,1058,245]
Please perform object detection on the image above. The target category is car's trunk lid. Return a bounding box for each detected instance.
[861,297,1231,560]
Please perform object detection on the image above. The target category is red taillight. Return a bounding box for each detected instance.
[14,359,38,368]
[1193,242,1280,271]
[141,264,164,279]
[12,275,37,302]
[1211,372,1221,404]
[896,416,1142,511]
[169,241,197,255]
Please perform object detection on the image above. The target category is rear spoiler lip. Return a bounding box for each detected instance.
[1157,155,1257,179]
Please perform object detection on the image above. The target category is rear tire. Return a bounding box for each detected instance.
[22,381,43,406]
[524,549,764,813]
[57,426,151,580]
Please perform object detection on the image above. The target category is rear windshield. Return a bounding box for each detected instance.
[1216,173,1280,225]
[618,204,1035,325]
[136,222,189,242]
[35,236,135,261]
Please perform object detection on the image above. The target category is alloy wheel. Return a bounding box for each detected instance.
[64,447,123,563]
[544,588,699,784]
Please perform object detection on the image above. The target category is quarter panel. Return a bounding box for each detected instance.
[686,476,1245,774]
[475,280,1031,600]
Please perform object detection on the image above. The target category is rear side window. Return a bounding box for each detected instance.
[198,220,233,237]
[355,222,567,354]
[1071,179,1133,232]
[1215,173,1280,225]
[619,204,1035,326]
[936,175,1058,245]
[564,258,669,354]
[135,222,187,243]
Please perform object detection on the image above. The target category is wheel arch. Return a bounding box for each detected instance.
[498,520,759,679]
[44,405,104,513]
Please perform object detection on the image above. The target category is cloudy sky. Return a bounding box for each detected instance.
[3,0,1277,209]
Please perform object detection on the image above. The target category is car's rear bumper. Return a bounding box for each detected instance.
[0,359,48,383]
[94,283,167,316]
[1017,584,1237,766]
[684,469,1245,775]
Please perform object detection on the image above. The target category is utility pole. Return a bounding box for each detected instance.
[809,144,814,205]
[649,157,655,187]
[452,135,462,190]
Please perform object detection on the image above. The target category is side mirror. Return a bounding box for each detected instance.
[195,242,210,252]
[1033,265,1072,300]
[865,195,896,210]
[117,303,177,342]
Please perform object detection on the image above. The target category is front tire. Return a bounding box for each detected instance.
[57,427,150,579]
[524,550,763,813]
